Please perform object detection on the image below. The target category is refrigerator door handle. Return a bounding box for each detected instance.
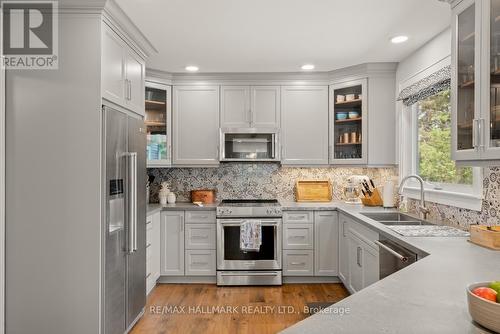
[127,152,138,253]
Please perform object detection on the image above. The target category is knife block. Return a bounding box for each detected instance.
[361,188,383,207]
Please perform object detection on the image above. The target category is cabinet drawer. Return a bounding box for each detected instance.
[283,250,314,276]
[283,224,314,249]
[185,250,216,276]
[284,211,313,224]
[185,224,216,250]
[185,211,216,224]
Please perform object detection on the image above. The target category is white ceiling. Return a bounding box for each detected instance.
[116,0,451,73]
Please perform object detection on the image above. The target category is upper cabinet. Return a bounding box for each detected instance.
[452,0,500,163]
[146,81,172,167]
[102,23,145,116]
[220,85,280,128]
[173,86,220,166]
[281,86,329,165]
[330,79,367,164]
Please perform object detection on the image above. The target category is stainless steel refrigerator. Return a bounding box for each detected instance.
[102,106,147,334]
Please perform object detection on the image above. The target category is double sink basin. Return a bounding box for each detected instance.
[361,212,433,226]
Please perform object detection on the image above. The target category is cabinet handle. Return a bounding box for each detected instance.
[319,213,333,217]
[290,235,306,239]
[146,243,152,248]
[357,246,362,267]
[290,262,306,266]
[191,235,209,240]
[191,261,208,265]
[128,80,132,100]
[146,272,152,279]
[478,118,484,149]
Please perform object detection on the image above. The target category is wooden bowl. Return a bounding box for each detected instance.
[467,282,500,333]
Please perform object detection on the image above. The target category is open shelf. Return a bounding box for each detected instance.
[335,99,362,106]
[459,80,475,88]
[335,117,362,123]
[145,99,165,105]
[336,142,362,146]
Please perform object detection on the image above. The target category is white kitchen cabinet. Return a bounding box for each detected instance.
[220,86,250,127]
[101,22,145,116]
[283,223,314,250]
[283,250,314,276]
[160,211,185,276]
[314,211,339,276]
[146,82,172,167]
[338,213,350,285]
[281,86,329,165]
[220,85,280,128]
[146,212,161,294]
[347,226,379,293]
[185,250,216,276]
[173,86,220,166]
[451,0,500,163]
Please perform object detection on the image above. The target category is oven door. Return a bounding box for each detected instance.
[217,218,282,270]
[220,128,280,162]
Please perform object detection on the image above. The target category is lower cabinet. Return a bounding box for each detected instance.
[160,211,185,275]
[160,210,216,277]
[344,217,379,293]
[146,211,161,295]
[283,210,338,277]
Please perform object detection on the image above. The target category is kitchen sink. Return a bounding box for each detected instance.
[361,212,434,226]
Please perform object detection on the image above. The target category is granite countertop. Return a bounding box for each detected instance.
[279,201,500,334]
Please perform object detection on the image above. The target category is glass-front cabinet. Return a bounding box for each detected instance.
[145,82,172,167]
[329,79,367,164]
[452,0,500,162]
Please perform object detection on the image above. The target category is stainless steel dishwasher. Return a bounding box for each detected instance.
[374,239,418,279]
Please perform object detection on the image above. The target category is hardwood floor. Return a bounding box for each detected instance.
[131,283,349,334]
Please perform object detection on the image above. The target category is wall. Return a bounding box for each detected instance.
[396,27,500,228]
[148,164,397,203]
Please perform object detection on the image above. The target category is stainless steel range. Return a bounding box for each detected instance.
[216,199,282,286]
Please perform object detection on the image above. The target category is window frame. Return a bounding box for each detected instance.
[399,98,483,211]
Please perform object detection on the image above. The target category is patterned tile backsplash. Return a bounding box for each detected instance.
[148,164,500,228]
[148,163,397,203]
[407,167,500,228]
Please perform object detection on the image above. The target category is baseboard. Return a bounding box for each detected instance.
[158,276,217,284]
[283,276,341,284]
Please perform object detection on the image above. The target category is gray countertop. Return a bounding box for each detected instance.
[147,202,218,216]
[279,201,500,334]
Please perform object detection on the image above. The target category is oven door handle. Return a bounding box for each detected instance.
[374,240,408,262]
[219,272,279,277]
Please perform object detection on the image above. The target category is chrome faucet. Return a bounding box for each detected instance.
[398,175,430,220]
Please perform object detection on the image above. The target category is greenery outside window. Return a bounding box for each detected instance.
[401,87,483,211]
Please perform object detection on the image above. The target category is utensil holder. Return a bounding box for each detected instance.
[361,188,383,207]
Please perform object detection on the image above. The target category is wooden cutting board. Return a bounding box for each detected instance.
[295,180,332,202]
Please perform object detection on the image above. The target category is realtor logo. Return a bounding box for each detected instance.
[1,1,58,69]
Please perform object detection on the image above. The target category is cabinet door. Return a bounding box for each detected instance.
[125,50,145,116]
[152,212,161,281]
[347,232,363,293]
[281,86,329,165]
[251,86,280,128]
[102,23,125,105]
[482,0,500,159]
[314,211,339,276]
[146,82,172,167]
[283,223,314,250]
[338,214,350,285]
[220,86,250,128]
[330,80,368,164]
[362,243,379,288]
[160,211,185,276]
[185,223,216,250]
[452,0,482,161]
[173,86,220,165]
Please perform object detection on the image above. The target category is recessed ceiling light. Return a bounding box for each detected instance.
[185,65,199,72]
[391,35,409,44]
[301,64,315,70]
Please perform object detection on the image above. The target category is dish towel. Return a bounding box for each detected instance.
[240,220,262,252]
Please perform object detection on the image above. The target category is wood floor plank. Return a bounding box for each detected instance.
[131,283,349,334]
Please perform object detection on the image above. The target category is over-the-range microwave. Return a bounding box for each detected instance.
[220,128,280,162]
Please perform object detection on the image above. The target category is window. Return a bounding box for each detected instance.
[416,89,473,186]
[400,86,483,211]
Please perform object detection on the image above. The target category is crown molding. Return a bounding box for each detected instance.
[145,62,397,85]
